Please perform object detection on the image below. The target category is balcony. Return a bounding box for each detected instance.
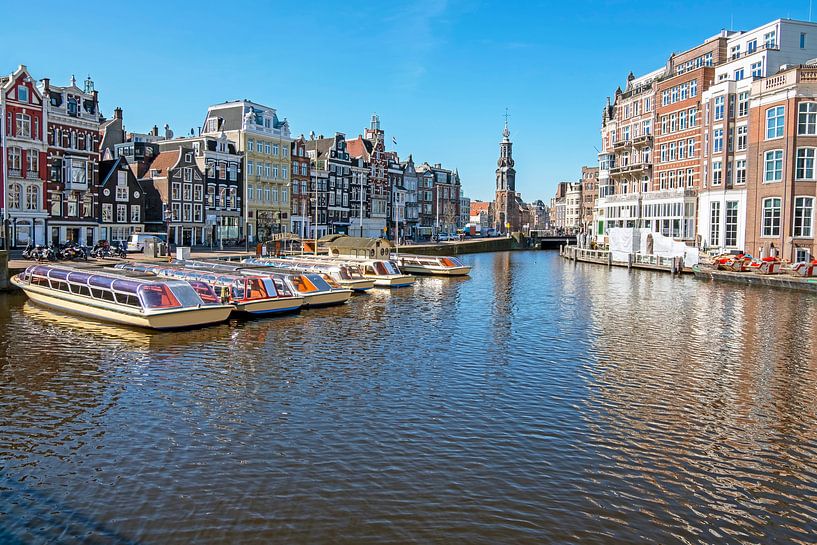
[612,139,628,150]
[632,134,653,147]
[610,162,651,177]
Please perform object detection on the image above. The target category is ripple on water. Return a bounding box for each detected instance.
[1,252,817,544]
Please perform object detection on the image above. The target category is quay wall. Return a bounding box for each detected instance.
[401,237,516,256]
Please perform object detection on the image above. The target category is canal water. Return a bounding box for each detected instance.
[2,251,817,544]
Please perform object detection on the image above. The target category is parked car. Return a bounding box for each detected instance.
[127,233,167,252]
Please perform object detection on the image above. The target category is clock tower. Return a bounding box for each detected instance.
[494,113,520,234]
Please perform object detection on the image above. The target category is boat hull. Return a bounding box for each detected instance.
[370,274,416,287]
[12,276,233,330]
[301,289,352,307]
[234,297,304,315]
[340,279,376,291]
[399,264,472,276]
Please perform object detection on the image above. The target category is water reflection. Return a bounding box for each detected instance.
[1,253,817,544]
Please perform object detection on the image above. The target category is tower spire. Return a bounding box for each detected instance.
[503,108,510,139]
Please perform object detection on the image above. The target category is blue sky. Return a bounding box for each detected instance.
[1,0,812,201]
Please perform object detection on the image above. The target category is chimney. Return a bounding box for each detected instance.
[42,78,50,92]
[151,125,159,137]
[114,107,123,120]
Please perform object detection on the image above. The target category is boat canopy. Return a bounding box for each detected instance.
[20,264,220,309]
[115,263,277,301]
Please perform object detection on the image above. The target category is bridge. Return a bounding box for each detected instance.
[528,231,577,250]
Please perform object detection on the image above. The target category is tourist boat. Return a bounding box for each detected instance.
[391,254,471,276]
[242,257,375,292]
[790,259,817,277]
[11,264,233,329]
[114,263,303,315]
[172,259,352,307]
[748,257,783,275]
[297,255,415,287]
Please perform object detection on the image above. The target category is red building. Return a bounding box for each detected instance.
[290,135,311,237]
[41,75,101,245]
[1,65,47,248]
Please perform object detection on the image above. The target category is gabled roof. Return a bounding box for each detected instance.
[146,150,180,177]
[346,136,373,160]
[304,137,336,159]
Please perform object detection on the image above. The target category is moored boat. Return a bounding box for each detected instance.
[172,259,352,307]
[391,254,471,276]
[243,257,375,292]
[11,264,233,329]
[748,257,783,275]
[114,263,303,315]
[296,255,415,288]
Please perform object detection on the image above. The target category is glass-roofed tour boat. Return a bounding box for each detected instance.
[11,264,233,329]
[114,263,304,315]
[172,259,353,307]
[391,254,472,276]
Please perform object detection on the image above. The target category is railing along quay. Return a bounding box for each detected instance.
[559,245,688,275]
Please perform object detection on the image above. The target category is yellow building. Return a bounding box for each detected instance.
[202,100,292,242]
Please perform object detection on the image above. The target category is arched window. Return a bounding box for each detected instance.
[8,183,22,209]
[25,185,40,210]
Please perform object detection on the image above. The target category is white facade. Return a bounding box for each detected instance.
[565,182,582,229]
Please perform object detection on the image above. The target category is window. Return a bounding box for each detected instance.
[131,205,141,223]
[256,141,263,153]
[714,96,725,120]
[26,149,38,173]
[15,113,31,138]
[183,167,192,182]
[762,198,782,236]
[737,125,747,150]
[801,32,807,49]
[193,184,203,201]
[689,107,697,127]
[734,68,744,81]
[102,203,113,222]
[183,203,192,222]
[797,148,816,180]
[194,203,203,223]
[687,168,694,188]
[751,61,762,78]
[764,30,776,49]
[766,106,784,139]
[710,202,721,246]
[794,197,814,237]
[738,92,749,117]
[17,85,28,102]
[799,103,817,135]
[669,142,676,161]
[713,128,723,153]
[25,185,39,210]
[183,183,192,200]
[712,161,722,185]
[247,184,254,201]
[735,159,747,184]
[764,150,783,182]
[117,204,127,223]
[171,182,181,200]
[725,201,738,246]
[273,144,279,156]
[688,138,696,157]
[115,185,128,201]
[660,144,667,163]
[172,203,181,221]
[265,143,271,154]
[747,39,757,53]
[265,188,270,202]
[247,160,254,175]
[690,79,697,97]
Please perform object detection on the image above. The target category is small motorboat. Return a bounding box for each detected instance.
[243,257,375,292]
[11,264,233,329]
[391,254,472,276]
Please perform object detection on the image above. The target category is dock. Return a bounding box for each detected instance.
[692,265,817,293]
[560,245,689,274]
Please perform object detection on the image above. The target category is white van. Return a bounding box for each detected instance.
[127,233,167,252]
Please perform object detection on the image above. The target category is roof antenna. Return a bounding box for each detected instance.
[730,14,733,31]
[810,0,813,22]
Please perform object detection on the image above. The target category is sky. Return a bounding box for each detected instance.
[1,0,813,202]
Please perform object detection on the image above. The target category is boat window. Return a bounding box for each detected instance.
[114,293,140,307]
[373,262,388,275]
[169,284,210,307]
[51,279,70,292]
[138,285,182,309]
[89,275,115,290]
[48,269,70,282]
[245,278,268,300]
[188,281,220,304]
[306,274,331,291]
[272,277,292,297]
[70,283,92,297]
[382,261,400,275]
[337,267,351,280]
[320,274,341,289]
[111,279,142,295]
